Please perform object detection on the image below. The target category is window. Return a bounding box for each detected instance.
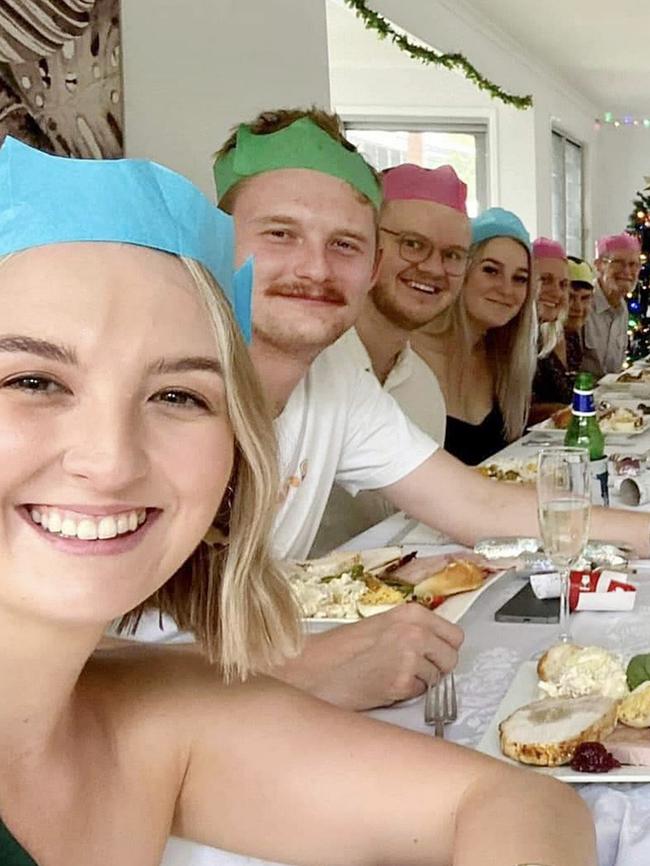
[345,120,488,217]
[552,130,584,257]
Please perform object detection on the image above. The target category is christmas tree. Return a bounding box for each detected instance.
[626,178,650,361]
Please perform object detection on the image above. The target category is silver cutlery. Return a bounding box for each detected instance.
[424,672,457,737]
[384,515,419,546]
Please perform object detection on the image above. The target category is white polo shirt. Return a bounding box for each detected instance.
[128,334,438,640]
[273,333,439,559]
[582,281,629,378]
[309,328,446,555]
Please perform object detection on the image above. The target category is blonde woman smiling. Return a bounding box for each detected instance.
[0,140,594,866]
[529,237,573,423]
[413,207,536,465]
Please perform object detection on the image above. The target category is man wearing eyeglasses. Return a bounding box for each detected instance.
[582,233,641,377]
[311,163,471,553]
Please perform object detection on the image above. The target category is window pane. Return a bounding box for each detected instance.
[346,128,484,217]
[564,140,583,258]
[551,131,566,247]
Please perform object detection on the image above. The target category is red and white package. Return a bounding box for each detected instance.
[568,569,636,612]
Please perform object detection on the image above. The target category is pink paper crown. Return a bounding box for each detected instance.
[382,163,467,215]
[532,236,566,259]
[596,233,641,258]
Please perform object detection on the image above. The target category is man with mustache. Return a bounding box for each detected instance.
[211,108,650,713]
[313,163,470,553]
[582,233,641,377]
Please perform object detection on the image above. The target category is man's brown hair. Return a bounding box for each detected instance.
[215,106,380,214]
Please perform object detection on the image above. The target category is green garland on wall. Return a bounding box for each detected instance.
[342,0,533,110]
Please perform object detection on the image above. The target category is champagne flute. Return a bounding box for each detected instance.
[537,446,591,643]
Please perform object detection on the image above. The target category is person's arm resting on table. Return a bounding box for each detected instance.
[382,448,650,556]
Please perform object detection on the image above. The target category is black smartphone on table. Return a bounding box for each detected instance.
[494,582,559,624]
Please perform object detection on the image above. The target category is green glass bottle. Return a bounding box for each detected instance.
[564,372,609,506]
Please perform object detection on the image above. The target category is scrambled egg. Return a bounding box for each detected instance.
[539,646,629,700]
[359,584,405,606]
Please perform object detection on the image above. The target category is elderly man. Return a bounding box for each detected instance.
[582,233,641,377]
[312,163,471,553]
[212,107,650,713]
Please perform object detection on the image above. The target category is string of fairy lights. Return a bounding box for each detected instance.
[626,189,650,362]
[595,113,650,130]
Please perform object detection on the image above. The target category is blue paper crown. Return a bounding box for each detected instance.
[471,207,531,251]
[0,137,252,342]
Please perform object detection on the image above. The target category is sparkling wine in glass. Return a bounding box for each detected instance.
[537,447,591,642]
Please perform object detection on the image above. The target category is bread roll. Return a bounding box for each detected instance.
[536,643,583,682]
[413,560,484,601]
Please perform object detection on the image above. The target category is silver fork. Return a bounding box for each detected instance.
[424,673,457,737]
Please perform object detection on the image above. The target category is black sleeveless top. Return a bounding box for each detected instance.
[445,405,508,466]
[0,818,39,865]
[532,350,575,405]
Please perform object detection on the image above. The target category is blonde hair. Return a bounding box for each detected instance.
[423,238,537,441]
[0,249,301,680]
[536,260,570,359]
[116,258,301,680]
[538,314,567,359]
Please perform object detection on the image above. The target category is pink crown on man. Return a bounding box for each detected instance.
[532,237,566,259]
[595,233,641,259]
[382,163,468,214]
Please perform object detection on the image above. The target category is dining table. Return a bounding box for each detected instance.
[162,385,650,866]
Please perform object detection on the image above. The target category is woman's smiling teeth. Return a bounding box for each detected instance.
[29,507,147,540]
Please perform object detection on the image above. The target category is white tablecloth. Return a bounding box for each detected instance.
[163,415,650,866]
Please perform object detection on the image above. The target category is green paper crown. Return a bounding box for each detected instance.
[213,117,382,210]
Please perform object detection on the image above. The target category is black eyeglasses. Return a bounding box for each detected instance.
[379,227,468,275]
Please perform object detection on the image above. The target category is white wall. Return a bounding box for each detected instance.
[120,0,331,198]
[593,126,650,245]
[327,0,600,251]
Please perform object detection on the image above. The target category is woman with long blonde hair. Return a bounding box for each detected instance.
[413,207,537,465]
[0,139,595,866]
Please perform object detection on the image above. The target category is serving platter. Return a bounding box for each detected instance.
[476,660,650,783]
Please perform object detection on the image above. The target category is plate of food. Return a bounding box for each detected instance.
[477,457,538,483]
[599,369,650,395]
[477,643,650,782]
[287,548,504,624]
[530,403,650,437]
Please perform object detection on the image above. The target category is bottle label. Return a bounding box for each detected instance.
[591,457,610,507]
[572,388,596,416]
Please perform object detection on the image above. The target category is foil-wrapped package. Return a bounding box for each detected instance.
[474,537,540,559]
[474,537,628,570]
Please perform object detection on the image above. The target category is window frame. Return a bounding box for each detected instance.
[343,115,491,216]
[551,127,585,258]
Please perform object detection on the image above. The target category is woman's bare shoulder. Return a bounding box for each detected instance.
[81,643,285,729]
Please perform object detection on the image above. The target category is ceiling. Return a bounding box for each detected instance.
[459,0,650,116]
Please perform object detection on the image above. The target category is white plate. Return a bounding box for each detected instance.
[599,372,650,397]
[529,415,650,439]
[302,569,506,626]
[476,660,650,783]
